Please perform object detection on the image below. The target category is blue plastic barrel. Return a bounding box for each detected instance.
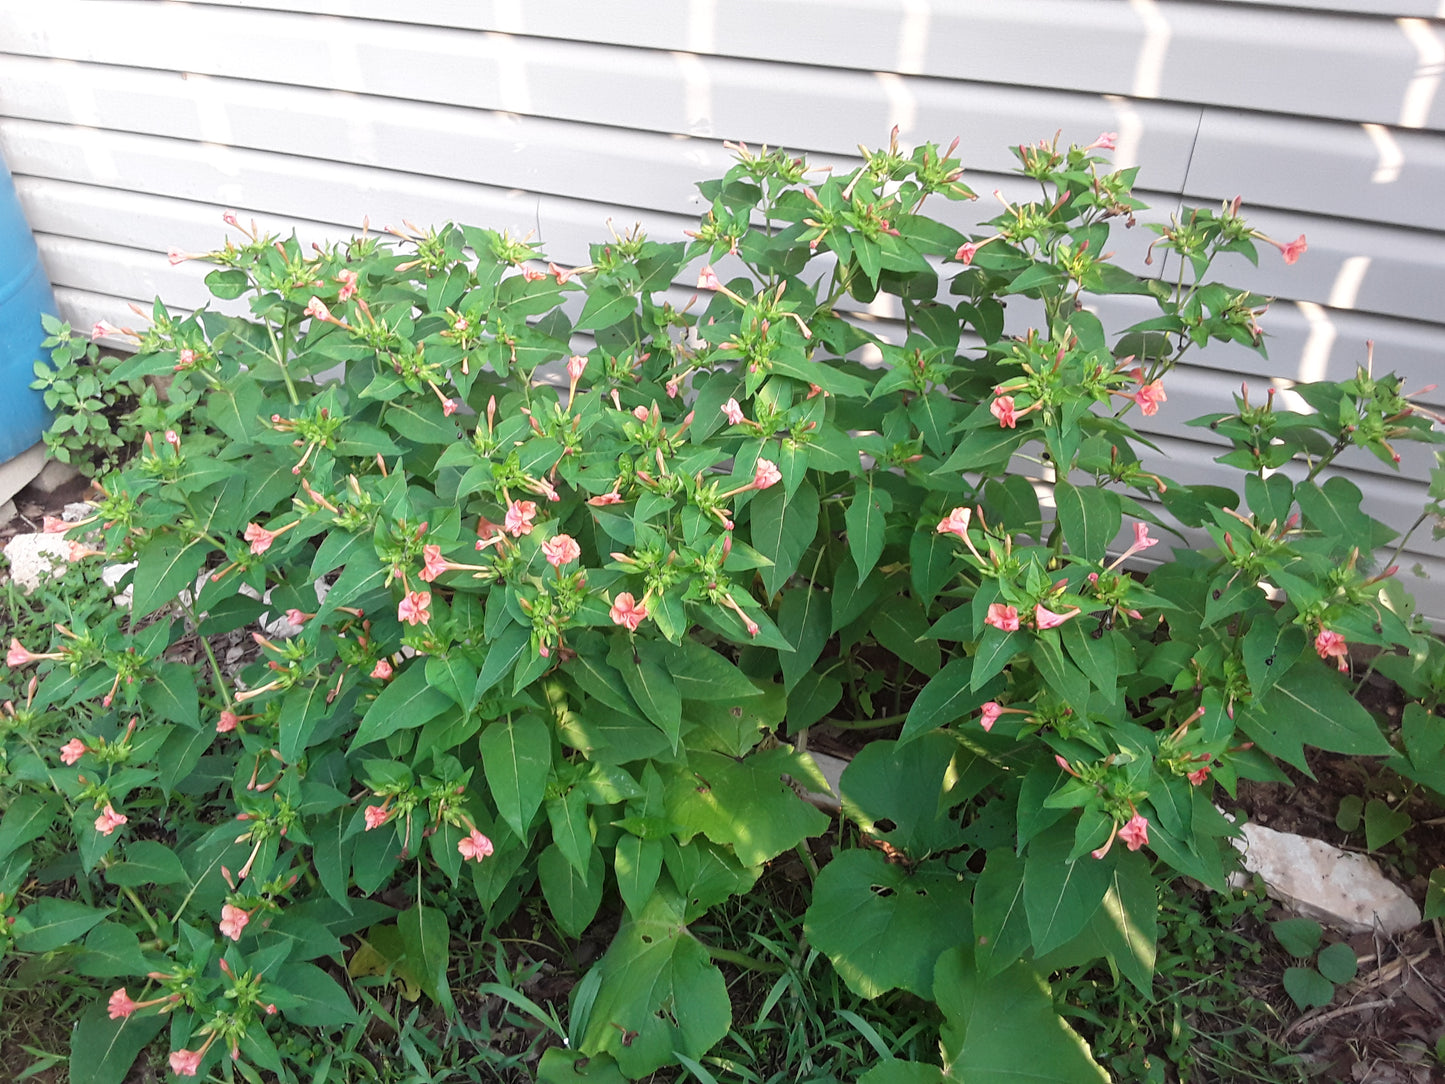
[0,153,55,463]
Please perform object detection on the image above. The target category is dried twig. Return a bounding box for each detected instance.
[1283,997,1393,1039]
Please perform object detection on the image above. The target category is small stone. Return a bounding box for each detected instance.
[2,532,74,593]
[62,502,95,522]
[0,500,16,530]
[30,459,81,494]
[1231,819,1420,934]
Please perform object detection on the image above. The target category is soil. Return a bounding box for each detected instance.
[5,472,1445,1083]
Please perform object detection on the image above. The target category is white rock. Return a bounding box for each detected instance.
[2,531,74,593]
[0,499,16,530]
[103,561,137,608]
[1231,820,1421,934]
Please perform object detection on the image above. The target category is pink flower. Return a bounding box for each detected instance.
[542,534,581,568]
[175,348,197,369]
[370,658,393,680]
[284,609,309,626]
[566,354,588,382]
[665,380,681,398]
[94,804,128,836]
[243,523,276,555]
[397,591,432,626]
[1279,234,1307,264]
[504,500,538,537]
[1131,522,1158,550]
[60,739,87,766]
[1134,379,1167,416]
[632,405,650,422]
[8,638,54,667]
[1187,765,1212,786]
[218,904,250,941]
[1315,629,1348,671]
[990,396,1018,428]
[364,805,390,831]
[107,987,138,1020]
[217,711,239,734]
[1087,131,1119,152]
[588,490,624,506]
[419,544,449,583]
[458,829,495,862]
[936,507,971,538]
[697,265,722,290]
[984,603,1020,632]
[753,459,782,490]
[721,398,746,425]
[979,702,1003,732]
[166,248,191,265]
[609,592,648,632]
[1034,603,1081,630]
[169,1049,203,1077]
[92,320,122,341]
[521,267,546,282]
[222,209,240,228]
[304,296,330,321]
[1118,814,1150,852]
[442,398,459,417]
[336,268,358,301]
[955,242,980,265]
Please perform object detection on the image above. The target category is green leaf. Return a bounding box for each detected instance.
[1282,966,1335,1011]
[972,849,1032,978]
[610,640,682,751]
[872,598,940,677]
[934,949,1107,1082]
[909,530,961,608]
[546,787,594,878]
[663,748,829,867]
[105,841,190,888]
[68,1000,166,1084]
[538,841,605,937]
[662,640,762,702]
[840,734,977,855]
[0,793,58,861]
[480,714,552,839]
[141,662,199,729]
[750,480,819,596]
[271,961,360,1027]
[16,898,113,952]
[1317,941,1359,985]
[1271,917,1323,958]
[131,534,210,616]
[1363,798,1412,852]
[804,848,973,998]
[1023,820,1111,956]
[350,662,453,750]
[1425,868,1445,922]
[73,922,153,978]
[398,904,454,1012]
[575,284,638,331]
[537,1049,630,1083]
[474,623,529,704]
[1240,665,1392,770]
[778,584,832,692]
[1297,476,1389,554]
[614,834,662,919]
[1033,850,1157,997]
[901,659,983,743]
[1055,482,1120,564]
[279,681,332,763]
[858,1062,947,1084]
[580,891,730,1078]
[846,476,892,583]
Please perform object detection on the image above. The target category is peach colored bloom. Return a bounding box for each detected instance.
[566,354,588,382]
[92,320,122,341]
[541,534,581,568]
[1118,814,1150,851]
[722,398,746,425]
[169,1049,203,1077]
[990,396,1018,428]
[1134,379,1166,416]
[95,804,128,836]
[60,739,87,766]
[984,603,1020,632]
[1279,234,1307,264]
[336,268,358,301]
[442,398,459,417]
[504,500,538,537]
[243,523,276,555]
[1087,131,1118,151]
[175,348,197,369]
[218,904,249,941]
[1315,629,1348,671]
[285,609,309,626]
[521,267,546,281]
[419,544,449,583]
[397,591,431,626]
[588,490,624,506]
[217,711,239,734]
[697,265,722,290]
[1035,603,1081,629]
[364,805,390,831]
[8,637,59,667]
[458,829,494,862]
[753,459,782,489]
[665,380,681,398]
[979,702,1003,732]
[107,987,138,1020]
[1131,522,1158,550]
[936,507,971,538]
[1187,765,1212,786]
[632,405,650,422]
[609,592,648,631]
[371,658,394,680]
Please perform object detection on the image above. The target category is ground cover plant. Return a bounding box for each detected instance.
[2,131,1444,1082]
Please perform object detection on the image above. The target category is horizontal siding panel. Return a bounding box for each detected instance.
[163,0,1445,130]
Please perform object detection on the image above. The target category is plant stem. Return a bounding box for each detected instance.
[699,942,785,974]
[122,884,160,937]
[819,711,908,730]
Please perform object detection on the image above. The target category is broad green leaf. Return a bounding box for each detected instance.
[474,623,530,704]
[972,849,1032,977]
[804,848,973,998]
[901,658,987,743]
[16,898,113,952]
[537,1049,630,1083]
[1282,966,1334,1011]
[858,1063,947,1084]
[751,480,819,596]
[610,640,682,751]
[350,662,453,750]
[871,598,940,677]
[131,534,210,616]
[778,584,832,692]
[1297,476,1390,554]
[663,748,829,866]
[1023,820,1111,956]
[845,476,892,583]
[1032,850,1157,996]
[73,922,153,978]
[909,530,961,608]
[1363,798,1412,852]
[141,662,199,729]
[614,834,662,919]
[1055,482,1120,565]
[934,949,1107,1082]
[1425,868,1445,922]
[68,1001,166,1084]
[105,841,190,888]
[840,734,972,855]
[424,654,479,710]
[969,625,1019,691]
[480,714,552,839]
[270,961,360,1027]
[398,904,454,1012]
[580,891,730,1078]
[662,640,762,701]
[575,284,638,331]
[1317,941,1359,985]
[279,680,332,763]
[1239,664,1392,770]
[538,841,605,937]
[0,793,58,861]
[546,787,594,878]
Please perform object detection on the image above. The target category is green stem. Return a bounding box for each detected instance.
[818,710,908,730]
[122,884,160,937]
[699,942,786,974]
